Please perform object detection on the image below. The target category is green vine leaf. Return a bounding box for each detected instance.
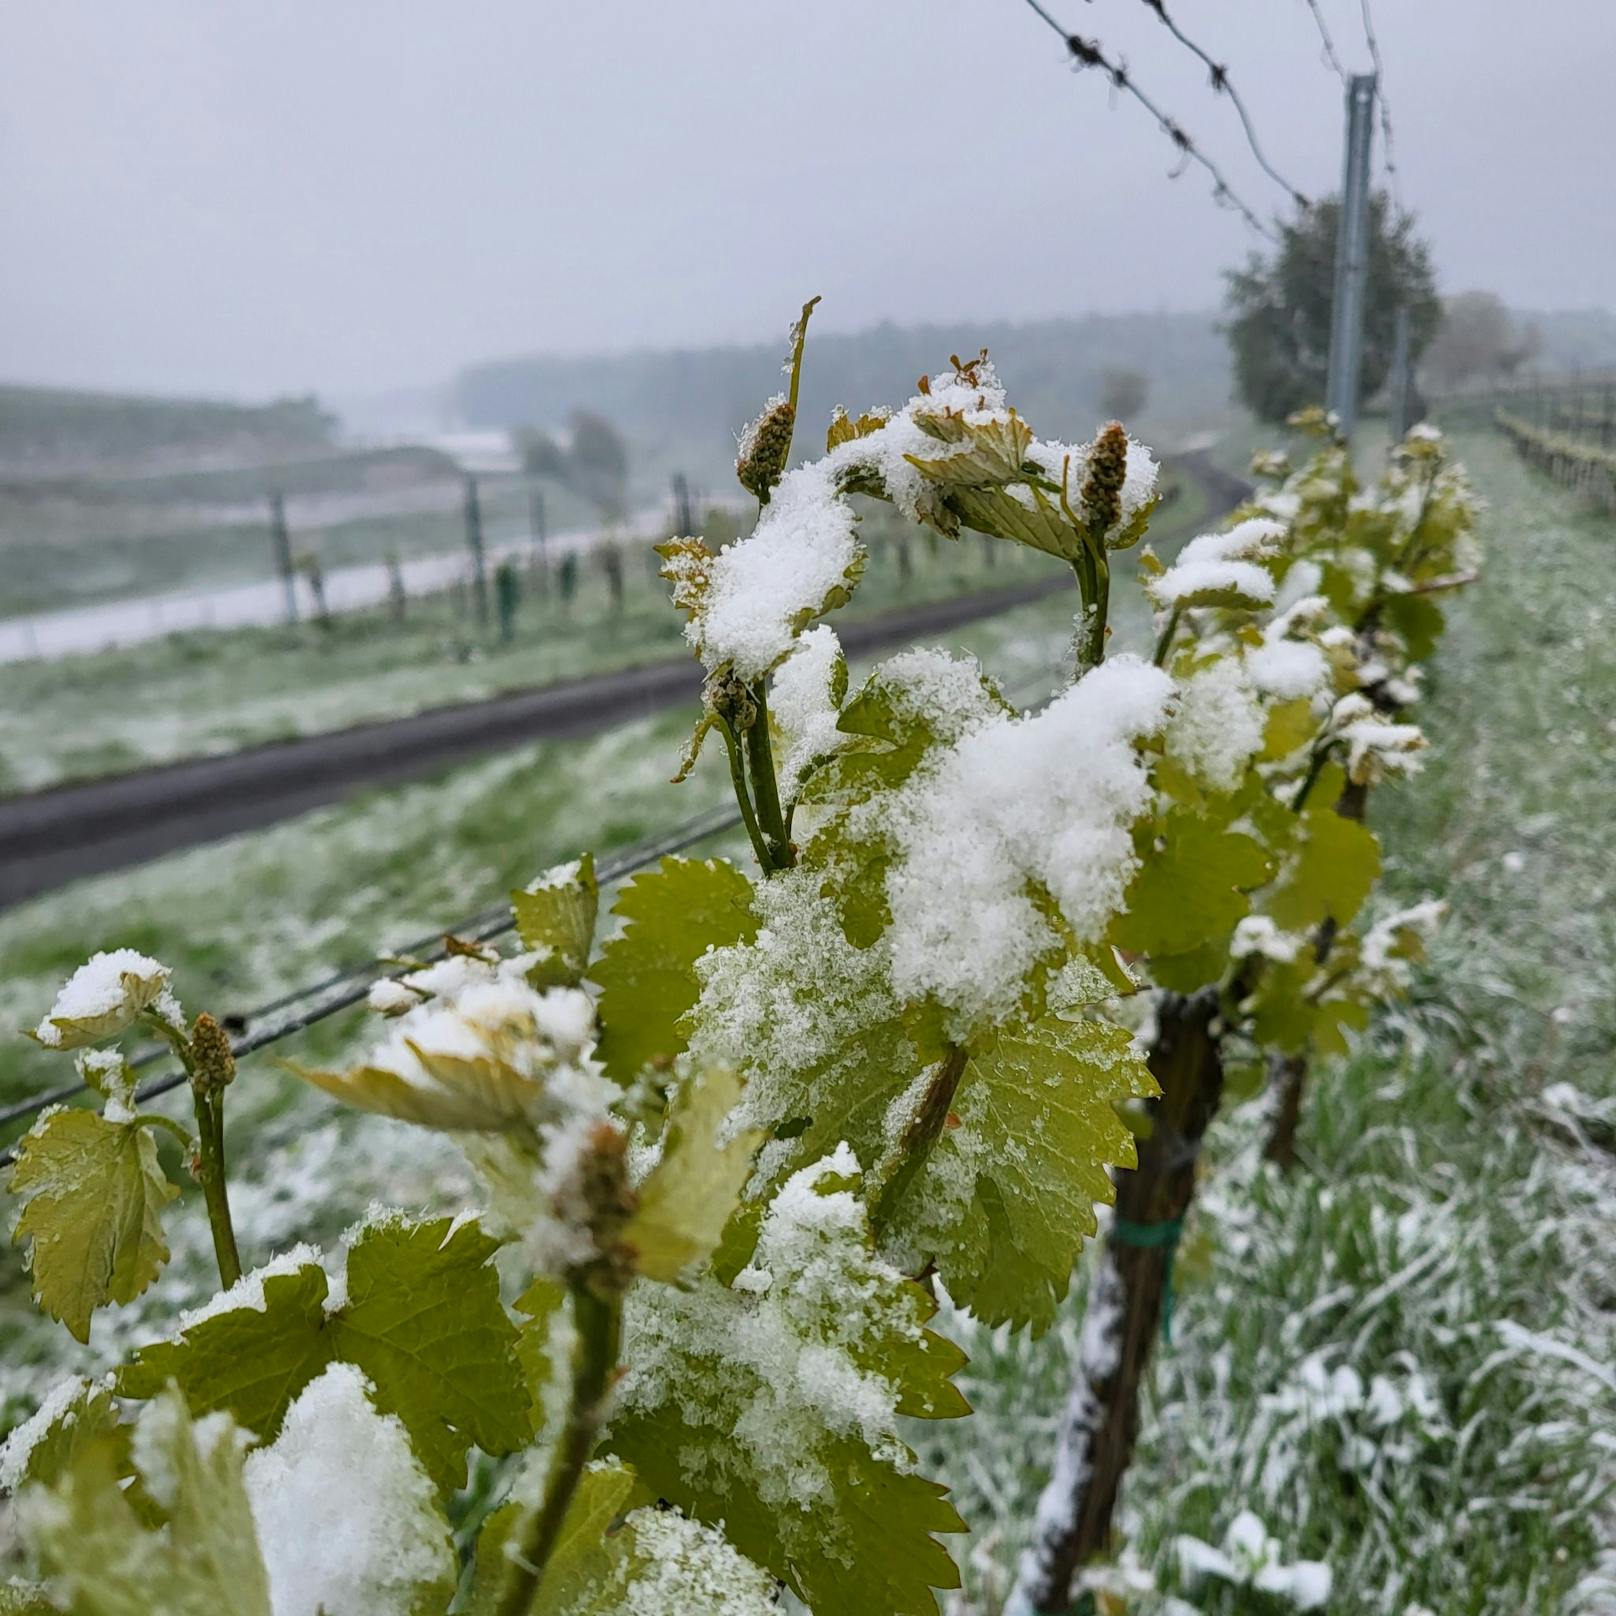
[118,1215,533,1494]
[1111,811,1274,962]
[884,1013,1156,1334]
[586,858,758,1084]
[9,1108,178,1343]
[1264,796,1382,932]
[0,1377,121,1494]
[625,1065,760,1283]
[511,853,599,987]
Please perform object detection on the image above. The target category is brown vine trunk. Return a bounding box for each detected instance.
[1007,989,1225,1614]
[1261,1050,1309,1167]
[1260,777,1369,1167]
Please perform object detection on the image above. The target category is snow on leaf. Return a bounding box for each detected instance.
[20,1389,272,1616]
[243,1362,457,1616]
[625,1065,761,1284]
[586,857,758,1085]
[285,979,600,1131]
[118,1216,533,1495]
[511,853,599,987]
[0,1375,120,1495]
[9,1107,178,1343]
[883,1013,1157,1335]
[27,949,178,1051]
[607,1151,967,1615]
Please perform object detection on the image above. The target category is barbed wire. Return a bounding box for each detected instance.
[1299,0,1350,83]
[1016,0,1282,243]
[1130,0,1309,210]
[1356,0,1402,207]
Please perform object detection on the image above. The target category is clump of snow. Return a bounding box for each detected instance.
[1231,916,1306,964]
[1339,717,1426,784]
[76,1049,137,1123]
[244,1363,452,1616]
[33,949,182,1048]
[603,1506,781,1614]
[1165,657,1266,792]
[365,979,420,1017]
[1246,635,1329,701]
[1173,1509,1332,1610]
[1147,518,1285,611]
[770,625,848,798]
[691,458,863,680]
[877,654,1173,1026]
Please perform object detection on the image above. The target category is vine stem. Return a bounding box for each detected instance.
[744,680,794,871]
[870,1045,969,1243]
[499,1284,623,1616]
[717,716,773,871]
[193,1088,241,1290]
[141,1010,241,1291]
[1152,604,1182,667]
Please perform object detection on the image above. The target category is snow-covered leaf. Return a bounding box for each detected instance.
[27,949,178,1051]
[118,1215,533,1493]
[21,1389,271,1616]
[607,1150,967,1616]
[511,853,599,987]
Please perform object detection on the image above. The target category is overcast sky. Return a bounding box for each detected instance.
[2,1,1611,400]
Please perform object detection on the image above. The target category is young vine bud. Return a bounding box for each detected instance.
[576,1120,638,1295]
[708,671,758,734]
[1080,421,1130,541]
[189,1012,236,1094]
[736,395,796,503]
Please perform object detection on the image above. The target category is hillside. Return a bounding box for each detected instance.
[0,384,335,478]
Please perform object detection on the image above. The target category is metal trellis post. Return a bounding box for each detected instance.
[1324,72,1378,439]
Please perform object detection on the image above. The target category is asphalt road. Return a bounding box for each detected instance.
[0,452,1249,909]
[0,576,1072,909]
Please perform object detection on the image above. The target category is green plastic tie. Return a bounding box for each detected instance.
[1110,1215,1185,1345]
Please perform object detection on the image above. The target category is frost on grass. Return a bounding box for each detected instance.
[243,1362,455,1616]
[31,948,183,1049]
[1173,1509,1332,1611]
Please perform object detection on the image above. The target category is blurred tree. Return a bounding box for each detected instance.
[1097,367,1150,422]
[512,412,630,520]
[1223,195,1439,424]
[1422,292,1542,390]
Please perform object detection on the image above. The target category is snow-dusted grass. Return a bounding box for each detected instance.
[918,430,1616,1614]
